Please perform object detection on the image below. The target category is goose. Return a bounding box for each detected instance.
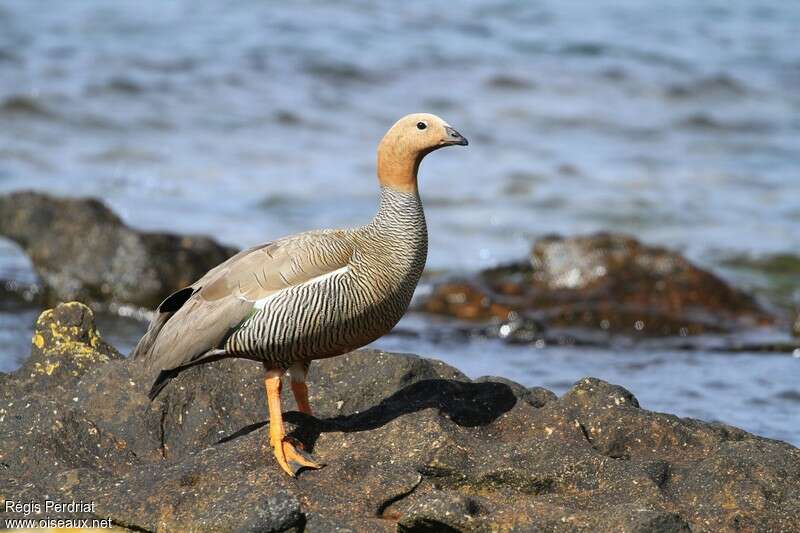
[133,113,468,476]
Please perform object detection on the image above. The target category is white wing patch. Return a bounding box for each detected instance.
[251,265,350,310]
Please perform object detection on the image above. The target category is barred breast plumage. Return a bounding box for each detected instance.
[224,187,427,364]
[132,113,467,476]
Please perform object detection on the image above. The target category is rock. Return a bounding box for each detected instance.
[2,303,799,531]
[396,490,484,532]
[0,191,237,308]
[421,280,514,322]
[421,232,774,337]
[474,376,558,408]
[793,313,800,337]
[4,301,122,399]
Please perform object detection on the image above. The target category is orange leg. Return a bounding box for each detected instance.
[264,369,323,477]
[291,381,313,415]
[289,361,313,415]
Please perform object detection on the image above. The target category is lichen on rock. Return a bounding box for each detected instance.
[8,302,121,398]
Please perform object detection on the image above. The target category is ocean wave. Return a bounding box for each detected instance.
[0,148,52,171]
[302,59,375,83]
[87,76,146,95]
[0,95,56,118]
[677,113,773,133]
[84,147,164,164]
[0,48,21,64]
[665,74,749,100]
[130,56,197,74]
[485,74,536,91]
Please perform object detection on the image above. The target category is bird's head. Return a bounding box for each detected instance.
[377,112,468,192]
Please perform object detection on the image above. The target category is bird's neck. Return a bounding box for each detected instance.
[368,142,428,274]
[364,186,428,267]
[362,186,427,290]
[376,141,421,194]
[371,186,426,233]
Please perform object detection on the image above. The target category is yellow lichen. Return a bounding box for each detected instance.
[32,333,44,349]
[33,360,60,375]
[36,309,53,325]
[30,303,112,370]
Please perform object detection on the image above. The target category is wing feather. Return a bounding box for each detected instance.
[135,230,353,380]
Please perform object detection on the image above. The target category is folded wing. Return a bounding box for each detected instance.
[133,230,354,393]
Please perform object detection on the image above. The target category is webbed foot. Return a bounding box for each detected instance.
[272,436,324,477]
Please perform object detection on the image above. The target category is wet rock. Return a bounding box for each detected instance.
[0,190,237,308]
[421,280,514,322]
[2,303,799,531]
[421,232,774,337]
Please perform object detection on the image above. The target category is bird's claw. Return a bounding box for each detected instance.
[272,436,324,477]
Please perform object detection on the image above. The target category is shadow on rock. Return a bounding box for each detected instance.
[216,377,517,451]
[279,379,517,452]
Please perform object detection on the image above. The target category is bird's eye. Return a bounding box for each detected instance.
[416,122,427,130]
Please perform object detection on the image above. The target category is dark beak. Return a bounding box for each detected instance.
[443,126,469,146]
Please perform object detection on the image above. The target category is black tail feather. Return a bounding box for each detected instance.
[147,349,230,401]
[148,368,179,400]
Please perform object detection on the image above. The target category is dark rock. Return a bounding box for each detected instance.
[794,312,800,337]
[621,511,692,533]
[474,376,557,408]
[2,302,799,531]
[421,232,774,337]
[526,385,559,408]
[0,190,237,308]
[396,490,484,531]
[240,492,304,532]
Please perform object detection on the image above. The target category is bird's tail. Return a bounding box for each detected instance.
[148,368,180,400]
[146,349,229,401]
[131,312,171,362]
[132,287,196,361]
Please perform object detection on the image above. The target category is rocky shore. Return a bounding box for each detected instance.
[1,302,798,532]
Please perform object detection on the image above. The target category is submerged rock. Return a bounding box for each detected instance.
[0,190,237,308]
[1,302,799,531]
[422,232,775,337]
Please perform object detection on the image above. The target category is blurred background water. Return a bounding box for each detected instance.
[0,1,798,443]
